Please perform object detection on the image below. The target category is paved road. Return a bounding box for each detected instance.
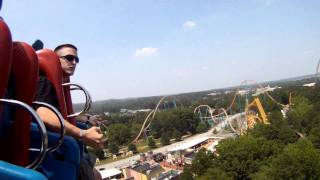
[96,114,239,170]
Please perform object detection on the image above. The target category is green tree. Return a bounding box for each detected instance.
[128,143,138,153]
[172,129,182,141]
[108,142,119,154]
[93,149,106,160]
[150,119,162,139]
[147,137,156,148]
[287,96,313,134]
[160,133,170,145]
[180,165,194,180]
[150,108,197,139]
[130,123,143,139]
[177,108,197,134]
[191,149,214,177]
[196,122,208,133]
[253,139,320,179]
[196,168,232,180]
[108,124,131,145]
[250,120,298,145]
[216,136,282,179]
[308,127,320,149]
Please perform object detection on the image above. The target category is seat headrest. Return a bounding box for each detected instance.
[6,42,38,166]
[36,49,68,119]
[11,42,39,103]
[0,19,12,98]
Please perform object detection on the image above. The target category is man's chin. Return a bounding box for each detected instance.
[64,71,74,76]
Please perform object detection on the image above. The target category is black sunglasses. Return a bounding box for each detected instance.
[60,55,79,63]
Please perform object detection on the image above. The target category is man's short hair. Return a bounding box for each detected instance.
[54,44,78,52]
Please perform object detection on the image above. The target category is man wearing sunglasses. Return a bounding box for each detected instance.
[55,44,79,77]
[36,44,103,180]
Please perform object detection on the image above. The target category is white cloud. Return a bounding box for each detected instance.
[183,21,197,28]
[134,47,158,57]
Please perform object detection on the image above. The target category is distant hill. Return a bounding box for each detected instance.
[75,74,316,114]
[264,74,316,85]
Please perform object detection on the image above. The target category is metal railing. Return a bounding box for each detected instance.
[62,83,92,118]
[0,99,48,169]
[33,101,65,152]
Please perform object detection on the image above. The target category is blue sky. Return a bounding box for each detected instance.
[1,0,320,102]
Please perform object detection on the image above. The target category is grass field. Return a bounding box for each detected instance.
[98,138,163,165]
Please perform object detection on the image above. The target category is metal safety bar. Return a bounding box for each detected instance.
[62,83,92,118]
[0,99,48,169]
[33,101,65,152]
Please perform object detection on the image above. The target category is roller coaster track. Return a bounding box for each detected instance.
[193,104,245,135]
[212,80,289,118]
[194,80,291,134]
[216,108,242,135]
[316,58,320,83]
[134,80,290,142]
[193,105,215,123]
[144,96,180,130]
[132,96,177,143]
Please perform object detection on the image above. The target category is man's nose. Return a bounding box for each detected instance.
[71,59,78,65]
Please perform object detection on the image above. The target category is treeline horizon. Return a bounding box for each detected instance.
[75,74,316,114]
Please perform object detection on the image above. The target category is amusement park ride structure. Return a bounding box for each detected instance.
[132,79,292,141]
[193,105,215,125]
[316,58,320,84]
[132,79,289,142]
[245,97,269,129]
[193,80,291,135]
[132,96,179,143]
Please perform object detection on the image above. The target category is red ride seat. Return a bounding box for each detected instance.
[0,19,12,103]
[2,42,39,166]
[35,49,80,180]
[0,19,12,157]
[36,49,69,121]
[37,50,90,125]
[0,20,47,179]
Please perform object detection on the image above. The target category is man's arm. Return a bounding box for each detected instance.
[36,106,104,149]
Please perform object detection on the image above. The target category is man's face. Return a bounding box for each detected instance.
[56,47,78,76]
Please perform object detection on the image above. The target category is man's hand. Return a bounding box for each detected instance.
[36,106,105,149]
[81,127,104,149]
[87,115,102,126]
